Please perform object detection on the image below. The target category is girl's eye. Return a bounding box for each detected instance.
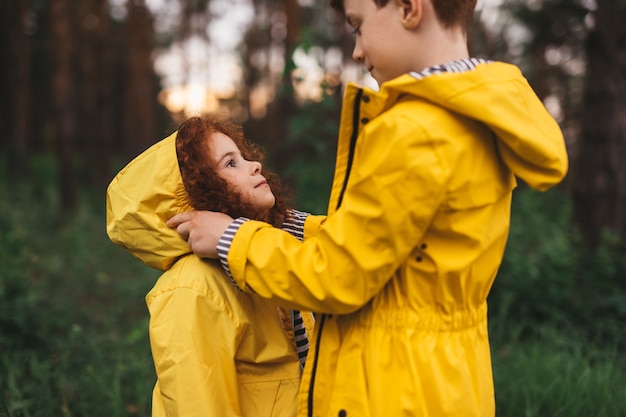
[226,159,236,168]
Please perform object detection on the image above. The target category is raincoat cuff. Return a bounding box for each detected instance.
[217,217,249,289]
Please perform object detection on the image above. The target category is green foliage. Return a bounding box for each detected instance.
[0,171,158,417]
[489,186,626,417]
[282,93,340,214]
[489,186,626,349]
[493,329,626,417]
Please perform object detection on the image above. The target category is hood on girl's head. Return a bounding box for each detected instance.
[106,132,194,271]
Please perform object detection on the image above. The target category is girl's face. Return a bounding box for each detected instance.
[210,131,276,217]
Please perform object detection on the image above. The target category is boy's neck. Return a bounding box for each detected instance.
[409,3,471,72]
[417,27,470,71]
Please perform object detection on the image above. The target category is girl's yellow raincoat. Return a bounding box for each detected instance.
[106,135,314,417]
[223,62,568,416]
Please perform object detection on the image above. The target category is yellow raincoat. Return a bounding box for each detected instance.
[106,134,314,417]
[221,62,568,416]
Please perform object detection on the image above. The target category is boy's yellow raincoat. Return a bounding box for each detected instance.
[224,62,568,416]
[106,135,314,417]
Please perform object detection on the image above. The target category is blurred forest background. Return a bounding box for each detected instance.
[1,0,625,416]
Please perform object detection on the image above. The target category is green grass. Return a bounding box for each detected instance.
[487,186,626,416]
[492,327,626,417]
[1,165,624,416]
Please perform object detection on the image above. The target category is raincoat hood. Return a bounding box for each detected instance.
[377,62,568,190]
[106,132,192,271]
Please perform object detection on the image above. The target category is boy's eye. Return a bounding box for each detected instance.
[345,20,360,36]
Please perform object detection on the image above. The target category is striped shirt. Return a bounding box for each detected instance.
[216,209,311,367]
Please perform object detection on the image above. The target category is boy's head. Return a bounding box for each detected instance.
[330,0,476,30]
[330,0,476,84]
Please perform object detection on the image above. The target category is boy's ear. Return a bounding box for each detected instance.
[399,0,422,29]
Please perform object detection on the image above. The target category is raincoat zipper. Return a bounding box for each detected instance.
[307,88,363,417]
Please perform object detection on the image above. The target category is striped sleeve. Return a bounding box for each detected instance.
[216,217,249,290]
[281,209,310,241]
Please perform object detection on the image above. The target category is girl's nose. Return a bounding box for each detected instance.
[250,160,262,174]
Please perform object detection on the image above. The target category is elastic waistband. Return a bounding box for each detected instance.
[340,302,488,331]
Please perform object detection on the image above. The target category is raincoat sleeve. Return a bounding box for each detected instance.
[148,286,242,416]
[227,112,450,314]
[304,214,325,240]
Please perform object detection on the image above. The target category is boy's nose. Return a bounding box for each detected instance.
[352,42,364,63]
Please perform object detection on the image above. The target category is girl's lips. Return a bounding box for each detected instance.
[255,180,268,188]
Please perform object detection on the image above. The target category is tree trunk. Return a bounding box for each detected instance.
[122,0,159,159]
[78,0,114,190]
[572,0,626,248]
[49,0,77,212]
[267,0,299,172]
[2,0,33,181]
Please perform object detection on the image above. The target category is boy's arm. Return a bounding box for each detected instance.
[303,214,326,240]
[222,121,449,314]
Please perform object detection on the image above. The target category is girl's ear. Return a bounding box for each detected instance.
[400,0,422,29]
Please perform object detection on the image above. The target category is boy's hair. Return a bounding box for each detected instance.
[176,116,291,227]
[329,0,476,30]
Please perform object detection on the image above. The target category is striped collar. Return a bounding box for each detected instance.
[409,58,491,80]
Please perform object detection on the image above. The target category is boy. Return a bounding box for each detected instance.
[168,0,568,415]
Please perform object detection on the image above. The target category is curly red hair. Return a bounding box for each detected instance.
[176,116,291,227]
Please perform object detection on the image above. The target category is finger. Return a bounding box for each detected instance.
[186,233,194,252]
[167,211,193,228]
[175,222,190,240]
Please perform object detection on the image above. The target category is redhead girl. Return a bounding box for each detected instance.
[107,116,315,417]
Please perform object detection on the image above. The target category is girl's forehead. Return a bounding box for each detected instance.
[210,132,238,149]
[210,132,242,160]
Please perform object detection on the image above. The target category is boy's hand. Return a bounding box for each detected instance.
[167,211,234,258]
